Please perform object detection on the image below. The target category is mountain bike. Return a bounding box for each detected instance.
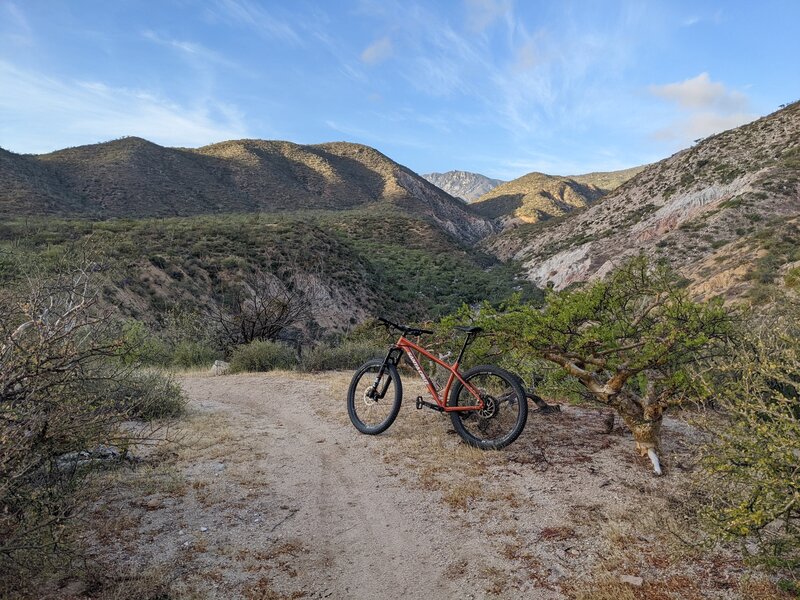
[346,318,528,450]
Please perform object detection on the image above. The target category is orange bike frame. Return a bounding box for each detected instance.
[395,336,483,411]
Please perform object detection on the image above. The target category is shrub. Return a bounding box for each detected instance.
[171,340,219,369]
[120,320,170,366]
[105,370,187,420]
[785,267,800,290]
[148,254,167,269]
[299,340,384,372]
[229,340,296,372]
[697,306,800,580]
[455,257,734,474]
[0,259,186,583]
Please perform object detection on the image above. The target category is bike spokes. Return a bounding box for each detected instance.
[449,366,528,449]
[347,359,403,434]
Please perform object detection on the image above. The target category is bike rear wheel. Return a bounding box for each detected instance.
[448,365,528,450]
[347,359,403,434]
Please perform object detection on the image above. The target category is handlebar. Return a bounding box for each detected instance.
[377,317,434,337]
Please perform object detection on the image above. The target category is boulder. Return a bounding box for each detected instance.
[210,360,230,376]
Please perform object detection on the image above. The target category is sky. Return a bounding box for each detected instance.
[1,1,798,180]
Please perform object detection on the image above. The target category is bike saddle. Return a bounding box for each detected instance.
[454,325,483,334]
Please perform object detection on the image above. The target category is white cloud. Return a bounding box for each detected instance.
[651,111,757,142]
[141,30,246,73]
[360,36,393,65]
[649,73,755,143]
[0,61,249,154]
[649,72,748,112]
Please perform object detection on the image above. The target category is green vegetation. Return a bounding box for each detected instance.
[171,340,221,369]
[745,220,800,300]
[443,258,733,472]
[782,146,800,169]
[299,340,385,371]
[0,210,536,335]
[229,340,297,372]
[785,267,800,290]
[698,304,800,582]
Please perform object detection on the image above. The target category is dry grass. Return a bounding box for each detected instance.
[567,576,637,600]
[538,526,576,542]
[331,369,800,599]
[243,577,307,600]
[325,370,524,515]
[44,371,795,600]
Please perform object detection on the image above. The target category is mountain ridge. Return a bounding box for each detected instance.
[1,137,493,243]
[469,166,645,229]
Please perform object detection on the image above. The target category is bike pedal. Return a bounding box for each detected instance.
[415,396,424,410]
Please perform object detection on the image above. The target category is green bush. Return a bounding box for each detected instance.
[299,340,384,372]
[111,370,188,420]
[120,320,170,366]
[697,305,800,580]
[785,267,800,290]
[171,340,220,369]
[229,340,296,372]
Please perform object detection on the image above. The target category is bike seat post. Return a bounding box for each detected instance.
[455,331,475,365]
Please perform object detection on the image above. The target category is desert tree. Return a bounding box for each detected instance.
[477,257,733,474]
[208,270,311,348]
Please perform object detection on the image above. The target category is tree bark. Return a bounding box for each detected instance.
[614,399,664,475]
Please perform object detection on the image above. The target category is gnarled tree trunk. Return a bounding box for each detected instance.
[612,392,665,475]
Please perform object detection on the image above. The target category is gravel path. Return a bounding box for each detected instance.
[176,373,556,599]
[75,372,754,599]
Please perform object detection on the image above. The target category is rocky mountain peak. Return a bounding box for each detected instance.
[422,170,505,202]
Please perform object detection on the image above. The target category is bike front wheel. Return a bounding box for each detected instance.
[448,365,528,450]
[347,359,403,435]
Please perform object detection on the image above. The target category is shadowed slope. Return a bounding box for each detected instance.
[1,137,492,242]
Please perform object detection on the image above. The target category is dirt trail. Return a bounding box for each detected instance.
[181,374,480,599]
[76,372,759,600]
[167,373,561,600]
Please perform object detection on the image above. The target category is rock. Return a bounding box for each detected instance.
[620,575,644,587]
[210,360,230,376]
[94,444,121,459]
[144,498,163,511]
[55,444,133,471]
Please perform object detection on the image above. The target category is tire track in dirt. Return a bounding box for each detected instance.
[181,374,487,599]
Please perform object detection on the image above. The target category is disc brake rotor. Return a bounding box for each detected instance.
[363,386,379,406]
[478,395,498,418]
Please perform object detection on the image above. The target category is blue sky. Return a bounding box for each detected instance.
[1,1,798,179]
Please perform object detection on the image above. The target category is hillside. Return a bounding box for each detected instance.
[0,211,536,338]
[471,166,645,228]
[1,137,493,243]
[422,170,504,202]
[568,165,647,192]
[484,102,800,300]
[471,172,606,226]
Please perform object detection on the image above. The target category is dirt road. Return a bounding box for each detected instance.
[176,373,559,599]
[77,372,758,599]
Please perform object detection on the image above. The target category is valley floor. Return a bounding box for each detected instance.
[51,373,787,599]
